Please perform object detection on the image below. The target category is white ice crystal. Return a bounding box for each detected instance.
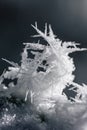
[0,23,87,130]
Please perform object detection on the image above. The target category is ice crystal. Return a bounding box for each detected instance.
[0,23,87,130]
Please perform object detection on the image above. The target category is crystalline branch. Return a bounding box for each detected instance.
[0,23,87,110]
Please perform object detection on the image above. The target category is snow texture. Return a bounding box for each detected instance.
[0,23,87,130]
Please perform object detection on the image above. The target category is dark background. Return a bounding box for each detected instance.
[0,0,87,84]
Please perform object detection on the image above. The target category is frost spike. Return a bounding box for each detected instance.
[2,58,19,68]
[0,69,6,84]
[49,24,56,39]
[35,21,37,28]
[45,23,47,35]
[66,47,87,54]
[25,89,29,102]
[23,42,45,50]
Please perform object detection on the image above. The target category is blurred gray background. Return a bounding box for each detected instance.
[0,0,87,85]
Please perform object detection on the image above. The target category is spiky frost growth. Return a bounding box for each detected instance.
[0,23,87,110]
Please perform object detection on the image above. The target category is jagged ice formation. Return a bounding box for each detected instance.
[0,23,87,130]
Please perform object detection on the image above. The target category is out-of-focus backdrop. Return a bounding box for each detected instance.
[0,0,87,84]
